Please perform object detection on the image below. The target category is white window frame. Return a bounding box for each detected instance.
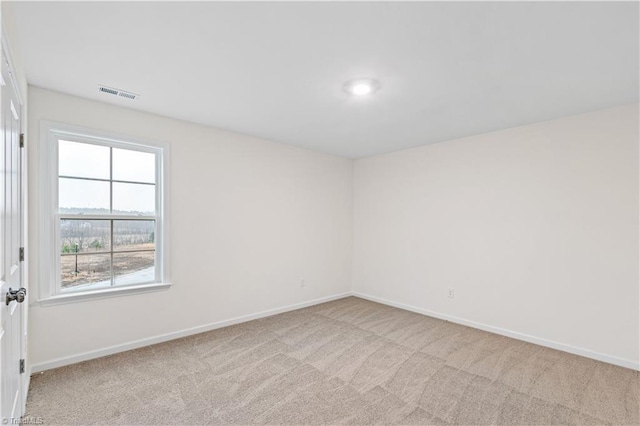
[37,121,170,306]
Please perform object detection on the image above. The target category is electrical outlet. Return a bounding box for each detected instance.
[300,279,305,288]
[448,288,455,298]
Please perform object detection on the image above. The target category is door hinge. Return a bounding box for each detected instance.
[19,247,24,262]
[19,133,24,148]
[19,359,25,374]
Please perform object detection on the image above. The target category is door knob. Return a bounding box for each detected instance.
[6,287,26,305]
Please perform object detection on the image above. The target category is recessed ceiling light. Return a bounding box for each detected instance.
[344,78,380,96]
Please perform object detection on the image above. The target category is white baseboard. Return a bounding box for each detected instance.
[30,292,352,373]
[31,290,639,373]
[352,291,640,371]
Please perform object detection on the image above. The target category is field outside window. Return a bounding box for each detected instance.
[58,139,159,292]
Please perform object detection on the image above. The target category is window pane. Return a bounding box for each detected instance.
[59,140,110,180]
[113,182,155,215]
[60,220,111,254]
[58,178,109,214]
[60,253,111,291]
[113,148,155,184]
[113,251,155,286]
[59,178,110,213]
[113,220,155,252]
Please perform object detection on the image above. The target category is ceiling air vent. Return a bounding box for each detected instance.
[98,85,139,100]
[118,91,137,100]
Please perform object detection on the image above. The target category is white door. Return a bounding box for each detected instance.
[0,50,26,424]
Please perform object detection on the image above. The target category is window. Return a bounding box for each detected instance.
[39,122,170,304]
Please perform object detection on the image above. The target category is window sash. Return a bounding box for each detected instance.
[54,133,161,293]
[57,216,159,292]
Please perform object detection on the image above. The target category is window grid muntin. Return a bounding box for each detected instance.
[58,175,156,186]
[56,136,160,293]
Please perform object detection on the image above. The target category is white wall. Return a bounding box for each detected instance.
[26,86,639,371]
[28,86,353,368]
[353,104,639,368]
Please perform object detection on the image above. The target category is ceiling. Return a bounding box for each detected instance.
[11,2,639,158]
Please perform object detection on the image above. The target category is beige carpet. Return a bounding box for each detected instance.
[26,297,639,425]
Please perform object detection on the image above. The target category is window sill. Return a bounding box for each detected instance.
[35,282,171,307]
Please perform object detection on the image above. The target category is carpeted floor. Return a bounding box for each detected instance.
[26,296,639,425]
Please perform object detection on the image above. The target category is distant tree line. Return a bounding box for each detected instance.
[60,219,154,253]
